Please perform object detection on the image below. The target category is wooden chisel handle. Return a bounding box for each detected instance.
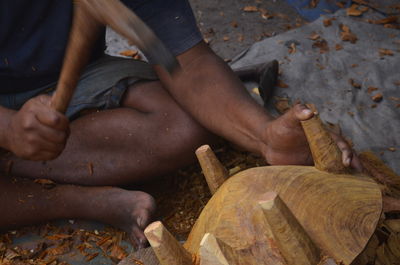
[51,2,102,113]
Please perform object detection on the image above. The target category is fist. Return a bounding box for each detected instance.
[6,95,69,161]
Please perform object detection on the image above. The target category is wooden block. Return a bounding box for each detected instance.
[144,221,192,265]
[195,145,229,194]
[199,233,238,265]
[259,191,321,265]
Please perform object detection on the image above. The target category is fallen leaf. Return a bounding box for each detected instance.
[349,78,361,89]
[368,16,398,25]
[223,36,230,41]
[231,21,238,28]
[323,18,334,27]
[351,64,359,68]
[312,39,329,53]
[288,42,297,54]
[335,44,343,50]
[347,4,368,16]
[367,87,379,94]
[379,48,394,56]
[372,93,383,102]
[308,33,320,40]
[340,24,358,43]
[388,147,396,152]
[243,6,258,12]
[237,34,244,42]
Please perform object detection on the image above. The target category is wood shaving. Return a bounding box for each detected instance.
[119,50,138,58]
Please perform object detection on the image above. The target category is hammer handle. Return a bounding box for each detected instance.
[51,2,101,113]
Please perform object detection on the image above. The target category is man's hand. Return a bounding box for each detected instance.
[261,104,363,171]
[4,95,69,161]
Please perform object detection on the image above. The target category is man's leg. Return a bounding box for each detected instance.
[6,80,216,186]
[0,176,155,247]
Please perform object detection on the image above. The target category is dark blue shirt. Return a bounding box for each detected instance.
[0,0,202,94]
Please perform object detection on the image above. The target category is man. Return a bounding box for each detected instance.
[0,0,360,248]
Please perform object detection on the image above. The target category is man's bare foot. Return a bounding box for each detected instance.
[92,188,156,248]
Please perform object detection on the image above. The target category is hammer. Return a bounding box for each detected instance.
[51,0,179,113]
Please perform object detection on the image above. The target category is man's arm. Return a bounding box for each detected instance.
[155,41,361,169]
[0,95,69,161]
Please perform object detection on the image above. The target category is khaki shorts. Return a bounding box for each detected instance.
[0,55,158,119]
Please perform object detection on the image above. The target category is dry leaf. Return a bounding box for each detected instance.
[372,93,383,102]
[237,34,244,42]
[346,4,367,16]
[340,24,358,43]
[223,36,230,41]
[308,33,320,40]
[368,16,398,25]
[288,42,297,54]
[231,21,238,28]
[349,78,361,89]
[243,6,258,12]
[335,44,343,50]
[388,147,396,152]
[367,87,379,94]
[379,48,394,56]
[312,39,329,53]
[323,18,333,27]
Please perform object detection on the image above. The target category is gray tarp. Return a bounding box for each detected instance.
[230,10,400,174]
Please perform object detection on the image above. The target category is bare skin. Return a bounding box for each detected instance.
[0,41,360,248]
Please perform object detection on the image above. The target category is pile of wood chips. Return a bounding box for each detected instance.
[0,224,128,264]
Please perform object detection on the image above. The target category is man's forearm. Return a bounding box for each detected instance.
[0,106,15,150]
[155,42,273,154]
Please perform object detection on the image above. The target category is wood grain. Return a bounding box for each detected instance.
[259,191,321,265]
[144,221,192,265]
[184,166,381,264]
[195,145,229,194]
[301,115,350,174]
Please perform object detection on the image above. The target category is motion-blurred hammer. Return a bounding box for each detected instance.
[51,0,180,113]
